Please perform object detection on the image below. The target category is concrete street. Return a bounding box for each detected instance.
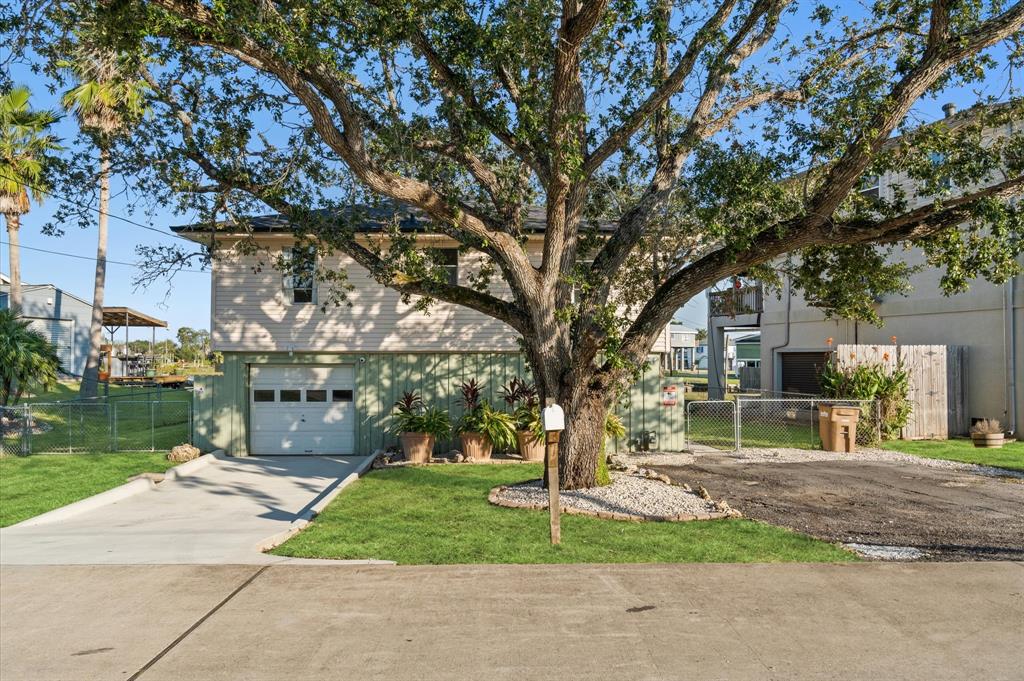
[0,455,367,565]
[2,562,1022,680]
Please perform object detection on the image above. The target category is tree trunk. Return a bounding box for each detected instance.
[79,147,111,398]
[556,388,612,489]
[5,212,22,312]
[527,338,616,489]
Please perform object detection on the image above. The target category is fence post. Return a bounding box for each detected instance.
[20,404,30,456]
[151,401,156,451]
[734,399,741,451]
[810,399,816,448]
[112,403,118,452]
[68,403,73,454]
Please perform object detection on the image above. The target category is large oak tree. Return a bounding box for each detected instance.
[13,0,1024,488]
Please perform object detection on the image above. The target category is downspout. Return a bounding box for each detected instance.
[1006,276,1019,436]
[768,275,793,393]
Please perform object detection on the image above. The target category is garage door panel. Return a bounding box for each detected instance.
[249,365,356,455]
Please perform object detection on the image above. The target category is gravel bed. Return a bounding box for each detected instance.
[624,446,1024,478]
[492,472,720,519]
[844,544,927,561]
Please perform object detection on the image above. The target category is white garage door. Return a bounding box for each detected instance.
[249,365,355,455]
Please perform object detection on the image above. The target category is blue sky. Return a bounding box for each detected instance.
[2,12,1015,341]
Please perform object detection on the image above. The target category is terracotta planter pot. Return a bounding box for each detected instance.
[460,432,493,460]
[400,432,436,463]
[516,431,544,461]
[971,433,1004,449]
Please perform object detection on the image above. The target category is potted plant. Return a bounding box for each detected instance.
[970,418,1005,448]
[389,391,451,463]
[500,377,544,461]
[456,379,516,460]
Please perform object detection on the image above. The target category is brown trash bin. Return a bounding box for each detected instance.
[819,405,860,452]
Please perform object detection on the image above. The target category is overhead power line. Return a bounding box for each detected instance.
[0,241,207,274]
[0,170,197,244]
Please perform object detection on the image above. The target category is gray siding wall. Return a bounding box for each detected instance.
[1,284,93,376]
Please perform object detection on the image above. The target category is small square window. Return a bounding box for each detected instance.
[332,389,353,402]
[253,390,275,402]
[306,390,327,402]
[280,389,302,402]
[859,175,880,199]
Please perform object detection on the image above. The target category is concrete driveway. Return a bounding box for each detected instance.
[0,455,370,565]
[1,562,1022,680]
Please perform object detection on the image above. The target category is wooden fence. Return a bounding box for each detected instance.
[837,344,968,439]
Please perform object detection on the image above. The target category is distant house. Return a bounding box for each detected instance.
[0,279,93,376]
[734,333,760,368]
[664,324,698,371]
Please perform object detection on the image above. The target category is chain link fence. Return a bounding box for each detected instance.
[1,399,191,457]
[685,400,738,450]
[683,397,881,451]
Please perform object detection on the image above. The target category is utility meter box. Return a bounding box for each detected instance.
[542,404,565,432]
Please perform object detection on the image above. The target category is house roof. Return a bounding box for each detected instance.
[171,204,616,239]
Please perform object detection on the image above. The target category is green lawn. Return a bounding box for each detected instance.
[271,464,857,564]
[0,452,177,527]
[19,380,189,404]
[882,438,1024,472]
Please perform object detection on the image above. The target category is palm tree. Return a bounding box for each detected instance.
[0,86,60,312]
[62,48,148,398]
[0,308,62,405]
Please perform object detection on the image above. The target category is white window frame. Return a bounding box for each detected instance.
[283,246,317,305]
[859,174,881,199]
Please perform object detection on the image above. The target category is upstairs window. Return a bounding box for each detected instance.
[929,152,953,191]
[859,174,881,199]
[439,249,458,286]
[283,246,316,304]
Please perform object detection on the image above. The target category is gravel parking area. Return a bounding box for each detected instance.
[492,472,721,520]
[647,453,1024,561]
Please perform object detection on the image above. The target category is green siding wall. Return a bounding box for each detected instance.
[193,352,686,456]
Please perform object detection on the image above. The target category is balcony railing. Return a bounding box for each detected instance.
[710,284,763,317]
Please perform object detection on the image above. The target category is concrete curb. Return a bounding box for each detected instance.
[10,450,224,529]
[256,455,377,553]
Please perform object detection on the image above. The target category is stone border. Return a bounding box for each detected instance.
[488,484,732,523]
[10,450,222,528]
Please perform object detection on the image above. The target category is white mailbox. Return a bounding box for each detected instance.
[541,404,565,432]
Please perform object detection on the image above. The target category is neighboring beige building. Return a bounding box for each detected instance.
[754,106,1024,435]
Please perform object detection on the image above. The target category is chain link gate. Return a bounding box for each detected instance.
[685,400,737,450]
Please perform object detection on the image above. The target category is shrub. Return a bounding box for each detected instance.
[819,355,911,441]
[0,309,62,405]
[970,418,1003,435]
[456,379,516,450]
[388,390,451,438]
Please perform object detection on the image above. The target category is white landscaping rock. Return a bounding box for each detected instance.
[494,472,720,519]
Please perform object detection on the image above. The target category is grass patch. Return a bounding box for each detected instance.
[882,438,1024,472]
[271,464,857,564]
[0,452,177,527]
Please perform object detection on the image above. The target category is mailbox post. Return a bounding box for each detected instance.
[541,399,565,545]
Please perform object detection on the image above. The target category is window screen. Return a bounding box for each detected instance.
[253,389,275,402]
[332,389,353,402]
[284,246,316,304]
[306,390,327,402]
[438,249,458,285]
[279,389,302,402]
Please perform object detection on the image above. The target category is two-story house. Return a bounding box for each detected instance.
[179,208,672,456]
